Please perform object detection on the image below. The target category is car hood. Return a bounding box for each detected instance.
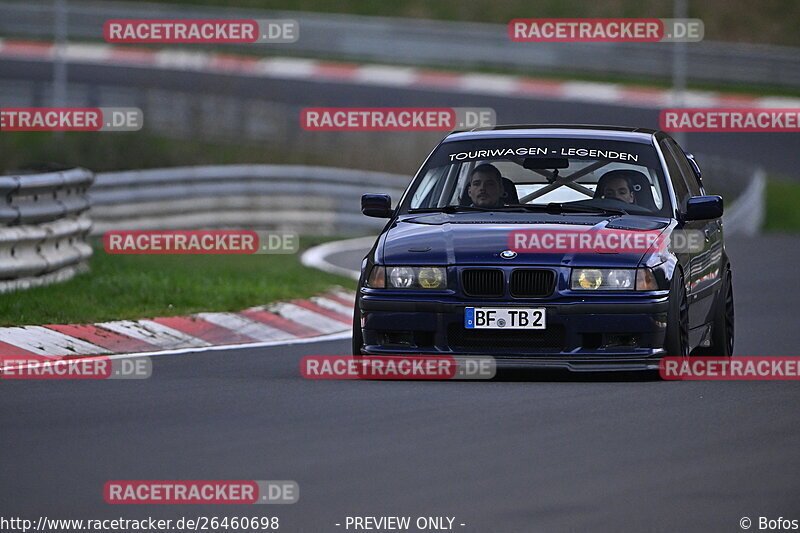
[380,213,671,267]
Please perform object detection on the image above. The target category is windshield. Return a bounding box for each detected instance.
[401,137,671,216]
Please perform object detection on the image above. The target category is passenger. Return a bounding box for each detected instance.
[600,175,635,204]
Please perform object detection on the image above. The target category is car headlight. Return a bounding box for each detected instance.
[368,266,447,289]
[571,268,651,290]
[389,266,415,288]
[417,267,446,288]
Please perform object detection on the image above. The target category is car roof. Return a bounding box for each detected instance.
[444,124,660,144]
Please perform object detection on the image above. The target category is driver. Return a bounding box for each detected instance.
[600,174,635,204]
[467,163,505,208]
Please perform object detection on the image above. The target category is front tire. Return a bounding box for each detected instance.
[352,297,363,356]
[664,270,689,358]
[693,268,734,357]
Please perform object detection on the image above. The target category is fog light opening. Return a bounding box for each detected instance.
[603,334,640,348]
[380,331,415,347]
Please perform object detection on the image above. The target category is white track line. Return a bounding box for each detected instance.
[300,236,375,280]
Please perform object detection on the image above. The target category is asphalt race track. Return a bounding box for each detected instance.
[2,234,799,532]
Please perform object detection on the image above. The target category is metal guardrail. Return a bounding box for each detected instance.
[0,0,798,88]
[718,169,766,237]
[0,167,94,293]
[89,165,412,235]
[696,154,765,237]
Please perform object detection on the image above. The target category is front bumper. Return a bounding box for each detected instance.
[358,291,669,369]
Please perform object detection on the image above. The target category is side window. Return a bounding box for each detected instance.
[659,139,689,211]
[446,162,476,205]
[410,166,445,209]
[666,139,702,197]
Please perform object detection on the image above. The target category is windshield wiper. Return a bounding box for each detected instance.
[410,204,563,214]
[544,203,628,215]
[408,205,501,213]
[502,204,552,212]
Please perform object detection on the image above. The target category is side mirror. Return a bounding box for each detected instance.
[685,195,723,221]
[361,194,392,218]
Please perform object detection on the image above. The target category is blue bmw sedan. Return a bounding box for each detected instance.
[354,125,734,371]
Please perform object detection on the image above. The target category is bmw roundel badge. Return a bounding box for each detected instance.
[500,250,517,259]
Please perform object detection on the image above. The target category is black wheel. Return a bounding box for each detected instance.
[351,298,374,379]
[664,270,689,358]
[352,297,363,356]
[693,268,734,357]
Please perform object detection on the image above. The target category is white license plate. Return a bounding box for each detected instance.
[465,307,546,329]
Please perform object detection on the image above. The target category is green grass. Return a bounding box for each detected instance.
[0,237,357,326]
[764,179,800,233]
